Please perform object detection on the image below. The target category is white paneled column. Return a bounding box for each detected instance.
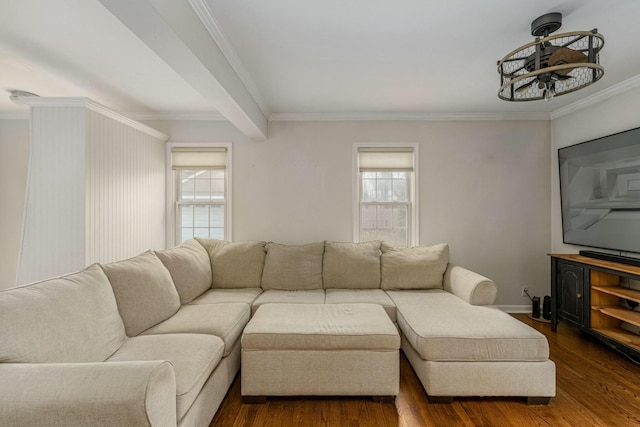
[17,98,168,284]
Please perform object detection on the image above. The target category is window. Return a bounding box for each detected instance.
[167,144,231,245]
[354,145,418,247]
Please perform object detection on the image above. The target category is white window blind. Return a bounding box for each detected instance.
[171,147,227,169]
[358,147,414,172]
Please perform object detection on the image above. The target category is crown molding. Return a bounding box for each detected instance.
[16,97,168,141]
[551,74,640,120]
[0,110,552,123]
[188,0,270,118]
[125,111,228,121]
[0,109,228,122]
[269,111,550,122]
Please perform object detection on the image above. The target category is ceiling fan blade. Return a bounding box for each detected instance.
[553,74,574,81]
[503,66,527,78]
[515,79,536,93]
[548,47,587,75]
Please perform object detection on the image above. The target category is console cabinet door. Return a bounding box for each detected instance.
[558,261,585,327]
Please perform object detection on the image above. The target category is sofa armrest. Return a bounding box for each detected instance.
[0,360,176,427]
[443,264,497,305]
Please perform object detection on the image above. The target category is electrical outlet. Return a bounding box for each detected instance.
[521,286,529,297]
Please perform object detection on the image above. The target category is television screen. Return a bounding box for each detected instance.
[559,126,640,254]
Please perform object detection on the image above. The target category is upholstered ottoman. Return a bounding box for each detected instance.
[241,303,400,401]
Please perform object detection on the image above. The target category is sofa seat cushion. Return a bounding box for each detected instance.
[381,243,449,290]
[261,242,325,290]
[0,264,126,363]
[243,303,399,351]
[107,334,223,421]
[196,238,267,288]
[190,288,262,305]
[155,239,212,304]
[101,251,181,337]
[387,290,549,362]
[324,289,396,322]
[323,241,381,289]
[140,304,250,357]
[251,289,325,315]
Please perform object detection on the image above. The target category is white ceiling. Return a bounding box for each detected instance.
[0,0,215,117]
[2,0,640,136]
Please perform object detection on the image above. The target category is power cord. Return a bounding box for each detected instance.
[523,288,534,302]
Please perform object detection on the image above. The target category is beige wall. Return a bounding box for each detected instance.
[551,85,640,255]
[0,116,551,304]
[7,89,640,299]
[0,119,30,289]
[150,119,551,307]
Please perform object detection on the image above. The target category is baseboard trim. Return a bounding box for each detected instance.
[496,305,531,313]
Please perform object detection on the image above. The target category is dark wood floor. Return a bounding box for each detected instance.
[211,314,640,426]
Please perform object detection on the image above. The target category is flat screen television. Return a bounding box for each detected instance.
[558,126,640,255]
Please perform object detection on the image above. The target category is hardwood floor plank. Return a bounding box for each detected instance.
[211,314,640,426]
[551,388,609,426]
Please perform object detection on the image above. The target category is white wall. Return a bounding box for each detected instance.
[17,100,167,285]
[0,119,29,289]
[84,109,166,266]
[149,119,551,306]
[551,85,640,255]
[18,106,87,284]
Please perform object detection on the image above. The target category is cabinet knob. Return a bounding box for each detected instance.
[576,293,583,299]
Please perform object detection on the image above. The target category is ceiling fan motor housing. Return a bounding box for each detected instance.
[531,12,562,37]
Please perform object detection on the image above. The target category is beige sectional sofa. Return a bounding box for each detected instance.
[0,238,555,426]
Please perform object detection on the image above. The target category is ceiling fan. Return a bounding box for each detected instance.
[497,12,604,102]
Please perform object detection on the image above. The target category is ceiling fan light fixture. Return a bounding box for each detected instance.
[497,13,604,102]
[543,84,556,101]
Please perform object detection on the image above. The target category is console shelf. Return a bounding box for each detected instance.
[592,306,640,328]
[550,254,640,363]
[591,285,640,304]
[592,328,640,351]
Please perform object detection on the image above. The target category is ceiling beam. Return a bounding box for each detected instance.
[97,0,267,140]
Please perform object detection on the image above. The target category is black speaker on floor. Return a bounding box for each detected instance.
[532,296,541,318]
[542,296,551,320]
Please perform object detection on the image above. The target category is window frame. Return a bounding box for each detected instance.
[166,142,232,247]
[352,143,419,247]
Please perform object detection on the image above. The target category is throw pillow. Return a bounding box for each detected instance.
[261,242,325,290]
[380,242,449,290]
[155,239,212,304]
[101,251,180,336]
[0,264,126,363]
[323,241,381,289]
[195,238,267,288]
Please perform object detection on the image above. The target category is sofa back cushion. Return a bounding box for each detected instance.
[101,251,180,336]
[156,239,212,304]
[261,242,325,290]
[196,238,267,288]
[323,241,381,289]
[0,264,126,363]
[380,243,449,290]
